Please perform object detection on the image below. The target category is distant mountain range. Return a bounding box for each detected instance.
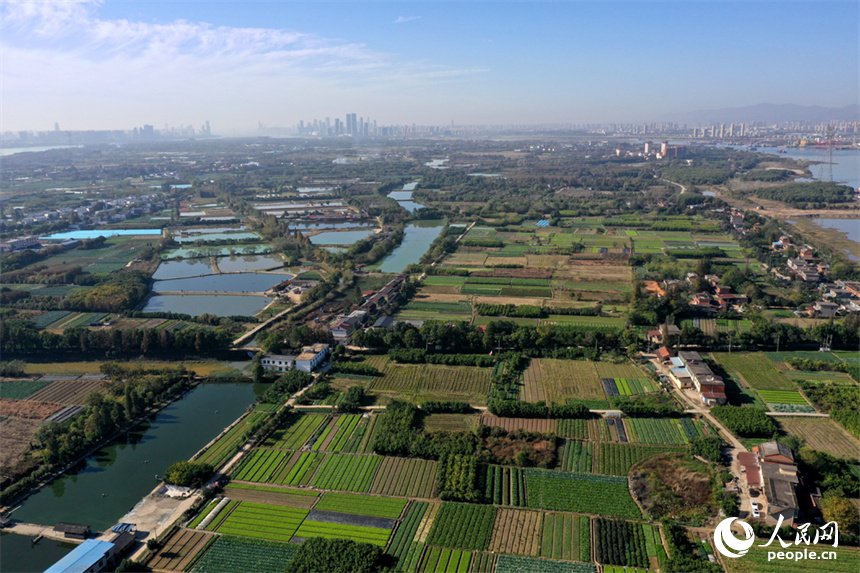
[664,103,859,125]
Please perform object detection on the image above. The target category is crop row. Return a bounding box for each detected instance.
[559,441,592,473]
[263,413,328,450]
[370,456,437,499]
[417,547,472,573]
[556,418,589,440]
[231,449,286,483]
[326,414,364,452]
[426,503,497,551]
[594,518,648,568]
[273,451,323,486]
[315,492,407,519]
[593,443,683,476]
[387,502,429,569]
[311,453,381,492]
[624,418,691,445]
[525,469,641,518]
[480,465,526,506]
[295,520,391,546]
[540,514,591,563]
[190,536,297,573]
[214,502,309,543]
[494,555,597,573]
[196,412,268,467]
[757,390,809,404]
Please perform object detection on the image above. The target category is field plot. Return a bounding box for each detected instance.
[416,547,473,573]
[426,503,497,551]
[535,359,606,404]
[488,508,543,556]
[757,390,815,413]
[362,356,492,404]
[540,514,591,563]
[495,555,597,573]
[196,411,269,467]
[593,443,684,476]
[713,353,796,390]
[522,360,547,402]
[387,501,429,569]
[682,318,753,336]
[777,417,860,459]
[624,417,711,445]
[263,413,328,450]
[316,492,407,518]
[559,441,593,473]
[272,451,323,486]
[0,379,50,400]
[24,378,106,405]
[601,378,658,397]
[231,449,287,483]
[295,518,392,546]
[313,414,365,452]
[557,419,589,440]
[525,469,641,518]
[0,417,49,469]
[212,501,308,543]
[223,484,318,509]
[310,453,381,493]
[593,518,651,569]
[146,528,215,571]
[190,536,297,573]
[479,413,556,434]
[482,465,527,506]
[370,457,437,499]
[721,543,860,573]
[424,413,479,433]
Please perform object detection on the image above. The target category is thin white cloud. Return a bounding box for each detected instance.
[0,1,481,130]
[394,16,421,24]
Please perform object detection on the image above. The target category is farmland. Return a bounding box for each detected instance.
[294,518,392,546]
[222,484,319,509]
[191,536,297,573]
[593,443,685,476]
[495,555,598,573]
[525,469,642,518]
[0,379,50,400]
[777,417,860,459]
[310,453,381,492]
[540,514,591,563]
[426,503,498,551]
[359,356,492,404]
[713,352,796,390]
[624,417,713,445]
[273,451,323,486]
[480,413,556,434]
[370,456,438,498]
[22,377,106,405]
[593,518,650,569]
[211,501,308,543]
[387,501,430,569]
[531,359,608,406]
[195,410,269,467]
[315,492,407,518]
[231,449,287,483]
[721,543,860,573]
[146,528,215,571]
[488,508,543,555]
[482,465,527,506]
[263,413,328,450]
[557,419,589,440]
[416,547,474,573]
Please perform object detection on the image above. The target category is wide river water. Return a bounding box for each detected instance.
[9,383,258,532]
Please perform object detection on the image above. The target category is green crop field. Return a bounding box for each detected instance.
[593,443,684,475]
[557,419,589,440]
[0,379,51,400]
[540,514,591,563]
[558,441,593,473]
[231,449,287,483]
[417,547,473,573]
[310,453,381,493]
[370,456,437,498]
[713,352,796,390]
[263,413,328,450]
[315,492,407,518]
[757,390,810,404]
[294,520,392,546]
[482,465,527,506]
[212,502,308,543]
[525,469,642,518]
[495,555,597,573]
[272,451,323,486]
[623,417,711,445]
[386,502,429,569]
[426,503,497,551]
[361,356,492,404]
[191,536,297,573]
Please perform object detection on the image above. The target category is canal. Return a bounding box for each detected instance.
[9,382,258,531]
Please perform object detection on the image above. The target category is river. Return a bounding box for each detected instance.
[749,146,860,190]
[376,221,445,273]
[8,383,258,531]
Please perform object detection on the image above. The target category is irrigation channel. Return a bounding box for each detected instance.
[2,383,259,572]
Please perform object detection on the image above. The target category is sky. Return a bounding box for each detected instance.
[1,0,857,133]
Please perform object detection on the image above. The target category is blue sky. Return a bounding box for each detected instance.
[2,1,857,133]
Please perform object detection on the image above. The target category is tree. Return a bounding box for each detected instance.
[163,461,214,488]
[820,492,860,532]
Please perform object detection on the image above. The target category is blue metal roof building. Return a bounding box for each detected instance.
[43,539,115,573]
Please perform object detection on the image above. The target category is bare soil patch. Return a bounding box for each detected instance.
[631,452,716,522]
[0,398,62,420]
[0,417,42,469]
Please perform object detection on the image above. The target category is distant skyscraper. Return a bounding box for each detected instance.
[346,113,357,136]
[660,141,668,155]
[644,141,652,154]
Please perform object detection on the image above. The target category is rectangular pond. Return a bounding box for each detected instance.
[10,383,259,532]
[162,244,272,260]
[41,229,162,240]
[152,272,287,293]
[215,254,288,273]
[309,230,376,245]
[143,294,273,316]
[152,258,216,280]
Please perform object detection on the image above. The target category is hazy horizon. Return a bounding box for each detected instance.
[2,1,857,133]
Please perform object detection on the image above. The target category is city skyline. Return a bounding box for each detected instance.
[2,1,857,134]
